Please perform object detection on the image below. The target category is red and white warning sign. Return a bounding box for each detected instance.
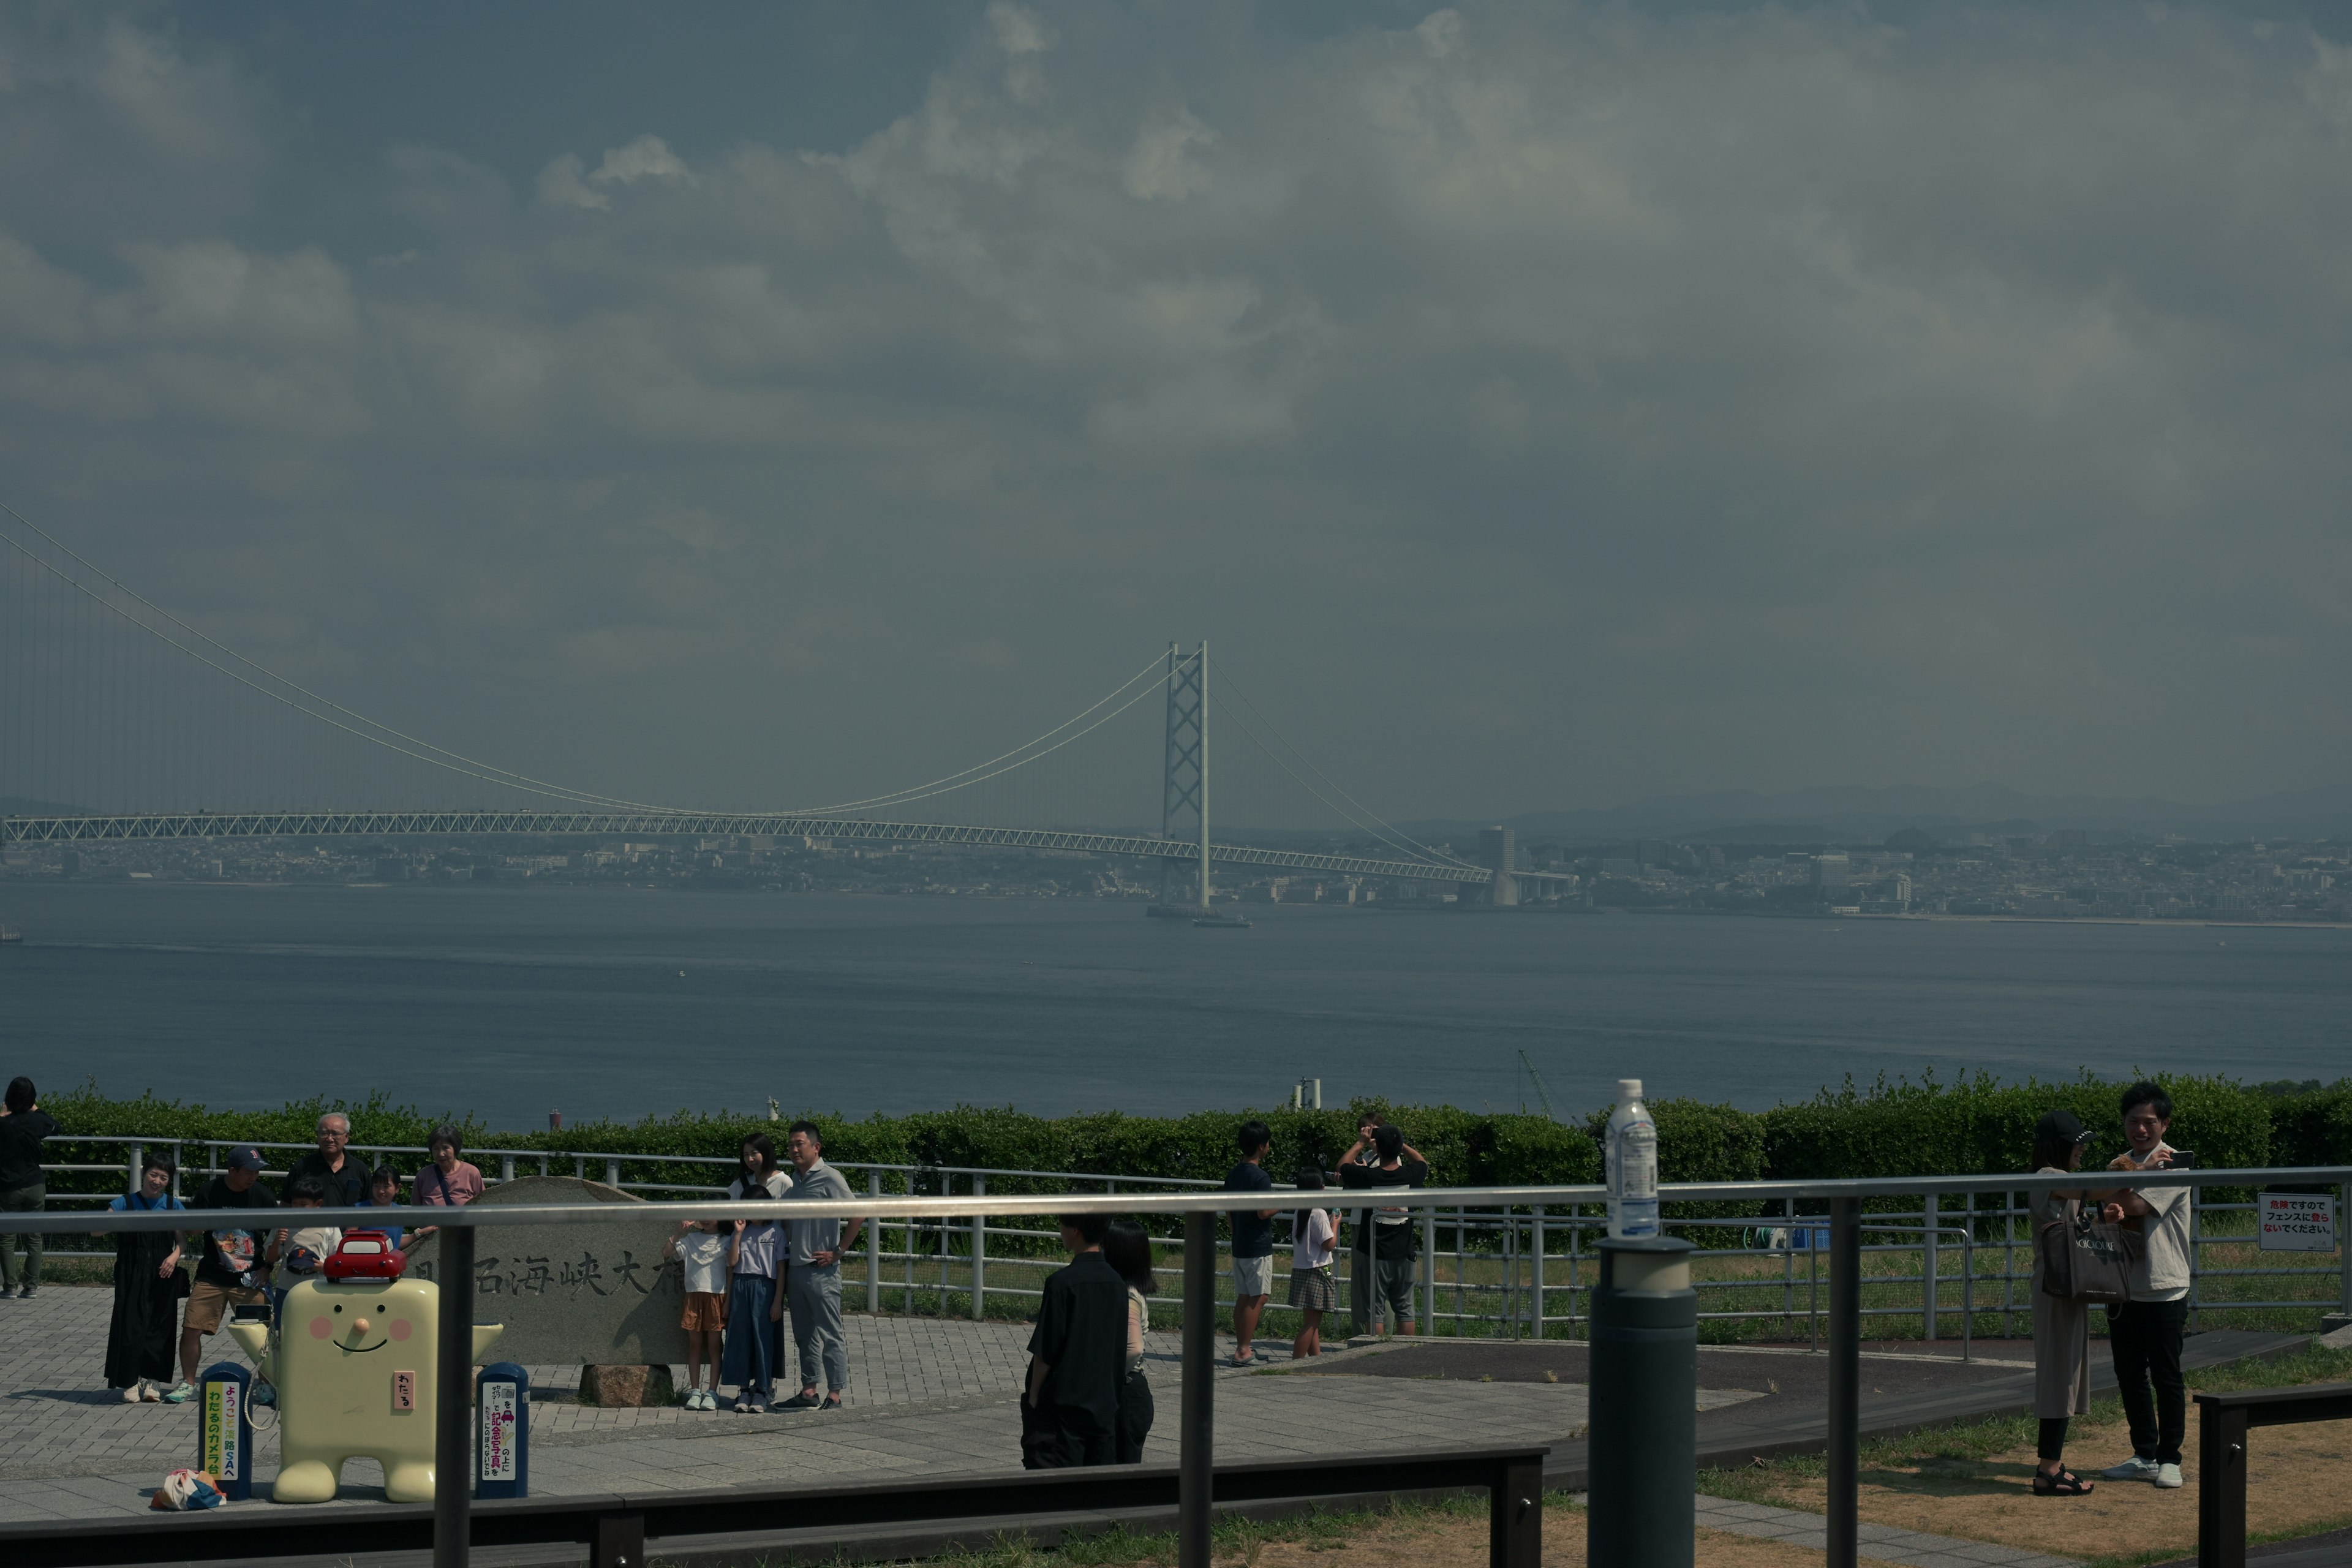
[2257,1193,2338,1253]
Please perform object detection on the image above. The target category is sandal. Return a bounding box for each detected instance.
[2034,1468,2094,1496]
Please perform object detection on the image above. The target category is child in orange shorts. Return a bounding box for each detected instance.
[670,1218,731,1410]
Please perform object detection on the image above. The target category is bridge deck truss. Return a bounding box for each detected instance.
[0,812,1558,886]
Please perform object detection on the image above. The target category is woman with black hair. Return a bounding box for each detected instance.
[721,1134,790,1412]
[2029,1109,2107,1496]
[104,1152,186,1401]
[1101,1219,1156,1463]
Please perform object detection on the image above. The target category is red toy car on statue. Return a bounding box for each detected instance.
[321,1230,405,1282]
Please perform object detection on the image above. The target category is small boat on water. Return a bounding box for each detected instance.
[1192,911,1252,929]
[0,926,20,943]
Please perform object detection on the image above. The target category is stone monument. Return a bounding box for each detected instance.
[403,1175,689,1396]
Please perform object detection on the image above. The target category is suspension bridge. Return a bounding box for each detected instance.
[1,509,1563,905]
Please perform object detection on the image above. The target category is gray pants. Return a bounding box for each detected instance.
[786,1263,847,1393]
[0,1184,42,1291]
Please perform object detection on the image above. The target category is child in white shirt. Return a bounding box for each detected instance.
[1287,1166,1340,1358]
[669,1219,731,1410]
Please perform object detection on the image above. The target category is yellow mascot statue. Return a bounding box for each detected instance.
[228,1232,502,1504]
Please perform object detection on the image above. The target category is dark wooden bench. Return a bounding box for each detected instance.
[0,1446,1548,1568]
[2196,1383,2352,1568]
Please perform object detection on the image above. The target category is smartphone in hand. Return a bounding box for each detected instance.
[2165,1150,2195,1169]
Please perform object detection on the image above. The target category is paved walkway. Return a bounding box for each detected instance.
[4,1286,1669,1520]
[4,1286,2307,1568]
[1696,1494,2079,1568]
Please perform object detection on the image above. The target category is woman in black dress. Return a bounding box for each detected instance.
[104,1152,186,1401]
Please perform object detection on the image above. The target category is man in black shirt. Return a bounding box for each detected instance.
[1023,1213,1127,1468]
[168,1147,278,1402]
[1341,1114,1423,1335]
[1223,1120,1278,1365]
[1337,1125,1426,1336]
[285,1112,372,1210]
[0,1076,58,1298]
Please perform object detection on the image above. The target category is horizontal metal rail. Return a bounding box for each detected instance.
[21,1156,2344,1338]
[19,1166,2352,1234]
[0,1446,1553,1568]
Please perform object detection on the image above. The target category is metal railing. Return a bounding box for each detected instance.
[13,1166,2352,1568]
[25,1137,2351,1335]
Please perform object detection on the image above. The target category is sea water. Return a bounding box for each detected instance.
[2,882,2346,1129]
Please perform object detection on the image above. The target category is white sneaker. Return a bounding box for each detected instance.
[2155,1463,2184,1489]
[122,1385,142,1403]
[2102,1455,2161,1482]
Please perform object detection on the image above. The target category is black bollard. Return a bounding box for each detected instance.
[1178,1209,1216,1568]
[434,1224,475,1568]
[1587,1235,1697,1568]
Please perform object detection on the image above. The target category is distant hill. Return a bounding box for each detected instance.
[1403,782,2352,846]
[0,796,83,818]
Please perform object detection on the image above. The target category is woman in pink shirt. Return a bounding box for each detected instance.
[404,1125,484,1250]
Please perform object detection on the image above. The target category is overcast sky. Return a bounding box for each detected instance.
[4,1,2350,824]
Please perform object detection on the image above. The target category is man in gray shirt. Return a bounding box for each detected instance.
[777,1121,864,1411]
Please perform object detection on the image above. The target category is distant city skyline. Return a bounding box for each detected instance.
[3,3,2348,822]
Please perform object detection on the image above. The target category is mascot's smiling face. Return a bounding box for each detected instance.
[307,1289,420,1353]
[281,1276,440,1413]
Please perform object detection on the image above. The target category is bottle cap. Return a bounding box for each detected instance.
[1618,1078,1642,1100]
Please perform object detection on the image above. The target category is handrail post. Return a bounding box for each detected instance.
[1530,1208,1545,1341]
[605,1157,622,1188]
[1422,1213,1436,1333]
[867,1170,883,1314]
[126,1142,141,1196]
[1180,1208,1216,1568]
[2199,1401,2249,1568]
[1961,1222,1973,1363]
[434,1222,476,1568]
[971,1174,987,1321]
[499,1155,514,1185]
[1827,1197,1861,1568]
[1921,1189,1937,1344]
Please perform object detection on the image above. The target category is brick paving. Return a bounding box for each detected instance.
[1,1286,1636,1520]
[0,1285,2095,1568]
[1695,1495,2080,1568]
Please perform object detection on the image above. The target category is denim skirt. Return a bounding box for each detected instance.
[721,1273,782,1390]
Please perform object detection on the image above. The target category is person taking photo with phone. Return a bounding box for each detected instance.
[2097,1082,2192,1490]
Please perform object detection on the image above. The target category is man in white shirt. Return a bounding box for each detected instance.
[2098,1082,2192,1490]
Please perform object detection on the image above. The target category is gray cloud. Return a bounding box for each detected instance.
[2,2,2348,823]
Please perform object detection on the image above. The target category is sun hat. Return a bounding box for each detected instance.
[2034,1109,2094,1147]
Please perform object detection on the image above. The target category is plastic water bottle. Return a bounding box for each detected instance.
[1605,1077,1660,1238]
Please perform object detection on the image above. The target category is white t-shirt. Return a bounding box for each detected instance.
[675,1229,729,1295]
[274,1225,342,1289]
[728,1170,791,1278]
[2125,1145,2192,1302]
[1292,1207,1337,1271]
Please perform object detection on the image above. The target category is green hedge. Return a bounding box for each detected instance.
[31,1072,2351,1208]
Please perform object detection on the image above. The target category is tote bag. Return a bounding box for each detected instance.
[2037,1199,2143,1303]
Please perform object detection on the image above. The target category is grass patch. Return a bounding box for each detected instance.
[650,1491,1581,1568]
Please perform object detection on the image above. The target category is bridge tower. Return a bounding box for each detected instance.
[1159,642,1209,910]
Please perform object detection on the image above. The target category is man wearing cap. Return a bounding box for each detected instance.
[165,1147,278,1404]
